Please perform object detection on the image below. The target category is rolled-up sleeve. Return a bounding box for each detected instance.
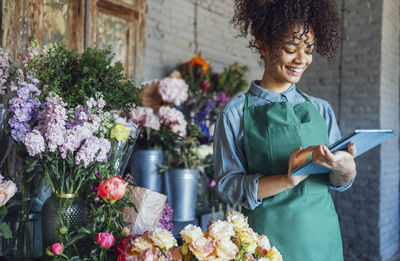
[213,110,263,210]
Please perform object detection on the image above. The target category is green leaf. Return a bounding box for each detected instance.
[0,222,12,238]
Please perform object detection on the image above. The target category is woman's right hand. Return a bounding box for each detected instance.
[287,146,316,187]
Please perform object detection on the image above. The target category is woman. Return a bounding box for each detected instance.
[213,0,356,260]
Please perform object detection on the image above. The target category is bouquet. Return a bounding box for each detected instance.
[114,210,283,261]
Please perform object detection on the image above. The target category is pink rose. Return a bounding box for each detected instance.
[97,176,128,203]
[50,242,63,256]
[97,232,115,248]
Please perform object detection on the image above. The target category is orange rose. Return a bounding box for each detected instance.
[188,237,215,260]
[189,55,210,74]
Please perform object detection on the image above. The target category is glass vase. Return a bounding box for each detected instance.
[2,193,42,260]
[41,194,87,251]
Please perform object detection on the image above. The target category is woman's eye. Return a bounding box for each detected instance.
[284,49,295,54]
[305,49,313,55]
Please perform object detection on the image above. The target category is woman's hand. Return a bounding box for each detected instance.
[312,141,357,186]
[286,146,316,187]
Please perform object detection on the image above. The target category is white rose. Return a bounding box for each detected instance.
[131,235,153,253]
[0,176,17,207]
[208,220,235,241]
[226,210,249,232]
[149,228,177,250]
[180,224,204,244]
[215,239,239,260]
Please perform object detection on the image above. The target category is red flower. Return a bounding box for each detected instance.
[50,242,64,256]
[199,81,211,92]
[97,232,115,249]
[97,176,128,203]
[115,235,133,255]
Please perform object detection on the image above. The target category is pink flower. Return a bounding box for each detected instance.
[199,80,211,92]
[97,176,128,203]
[158,77,189,105]
[97,232,115,249]
[75,136,111,167]
[158,106,187,137]
[43,94,67,152]
[129,107,160,131]
[209,179,216,188]
[121,226,131,237]
[50,242,63,256]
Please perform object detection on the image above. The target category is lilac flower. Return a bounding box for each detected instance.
[157,203,174,232]
[42,94,67,152]
[59,123,93,159]
[75,136,111,167]
[22,130,45,156]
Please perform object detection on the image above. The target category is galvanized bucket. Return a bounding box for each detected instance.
[130,149,163,193]
[165,168,199,221]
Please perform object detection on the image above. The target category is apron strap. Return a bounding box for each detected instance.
[295,88,311,102]
[245,92,251,109]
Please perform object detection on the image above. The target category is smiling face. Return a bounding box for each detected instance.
[260,26,315,92]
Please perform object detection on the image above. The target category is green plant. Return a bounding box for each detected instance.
[31,43,141,111]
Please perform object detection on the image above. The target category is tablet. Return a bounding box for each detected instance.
[292,129,396,176]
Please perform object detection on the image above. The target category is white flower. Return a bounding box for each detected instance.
[194,144,213,160]
[158,77,188,106]
[22,130,45,156]
[148,228,177,250]
[180,224,203,244]
[215,239,239,260]
[226,210,249,232]
[266,246,283,261]
[208,220,235,241]
[0,175,17,207]
[131,235,153,253]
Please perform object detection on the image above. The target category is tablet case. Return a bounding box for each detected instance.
[292,129,396,176]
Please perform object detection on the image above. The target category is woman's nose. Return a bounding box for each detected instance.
[294,51,308,64]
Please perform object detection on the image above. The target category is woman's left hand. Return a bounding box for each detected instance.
[311,141,357,186]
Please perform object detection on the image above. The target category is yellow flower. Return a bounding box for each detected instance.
[226,210,249,232]
[238,228,258,254]
[266,246,283,261]
[189,55,210,74]
[189,237,216,260]
[110,123,130,142]
[148,228,177,250]
[131,235,153,253]
[215,239,239,260]
[180,224,204,244]
[255,235,271,258]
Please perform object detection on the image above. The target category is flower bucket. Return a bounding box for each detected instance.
[130,149,163,193]
[165,168,199,221]
[41,194,87,251]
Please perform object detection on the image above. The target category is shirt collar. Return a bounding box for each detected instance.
[249,81,297,102]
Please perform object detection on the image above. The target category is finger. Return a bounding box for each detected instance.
[323,145,335,162]
[290,146,303,156]
[347,141,357,157]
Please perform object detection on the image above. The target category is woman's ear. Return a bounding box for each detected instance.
[257,40,268,57]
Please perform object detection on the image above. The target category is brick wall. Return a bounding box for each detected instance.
[379,0,400,259]
[143,0,263,83]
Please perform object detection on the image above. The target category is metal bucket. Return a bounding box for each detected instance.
[165,168,199,221]
[130,149,163,193]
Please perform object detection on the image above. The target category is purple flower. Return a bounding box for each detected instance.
[216,91,233,108]
[194,100,213,124]
[157,203,174,232]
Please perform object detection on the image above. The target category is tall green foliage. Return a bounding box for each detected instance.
[31,43,141,111]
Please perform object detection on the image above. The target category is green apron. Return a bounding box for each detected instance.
[243,89,343,261]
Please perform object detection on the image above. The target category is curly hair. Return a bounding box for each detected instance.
[231,0,342,62]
